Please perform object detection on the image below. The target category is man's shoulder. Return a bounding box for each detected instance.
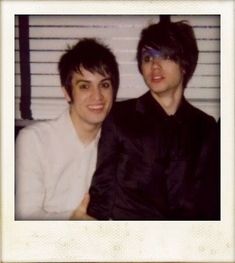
[111,96,143,121]
[17,110,68,141]
[114,97,138,109]
[20,117,58,135]
[102,97,141,129]
[186,100,215,120]
[112,92,148,114]
[184,100,217,130]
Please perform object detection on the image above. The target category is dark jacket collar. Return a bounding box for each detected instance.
[136,91,191,123]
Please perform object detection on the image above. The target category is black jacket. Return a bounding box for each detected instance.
[88,92,220,220]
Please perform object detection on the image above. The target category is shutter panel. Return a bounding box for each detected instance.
[15,15,220,120]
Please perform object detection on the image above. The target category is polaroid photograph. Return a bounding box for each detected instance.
[1,0,234,262]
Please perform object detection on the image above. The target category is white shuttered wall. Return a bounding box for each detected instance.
[15,15,220,120]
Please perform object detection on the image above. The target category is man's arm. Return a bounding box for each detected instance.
[87,112,119,220]
[165,116,219,220]
[15,128,73,220]
[195,119,220,219]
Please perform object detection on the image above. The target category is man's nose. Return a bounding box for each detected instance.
[92,87,103,100]
[152,57,161,68]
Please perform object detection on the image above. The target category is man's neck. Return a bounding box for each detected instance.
[69,109,101,145]
[151,87,183,115]
[76,125,100,146]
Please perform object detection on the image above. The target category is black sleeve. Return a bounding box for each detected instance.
[187,118,220,220]
[87,112,120,220]
[166,116,220,220]
[197,118,220,220]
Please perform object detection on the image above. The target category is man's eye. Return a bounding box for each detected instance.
[142,55,152,63]
[79,84,89,89]
[101,81,111,89]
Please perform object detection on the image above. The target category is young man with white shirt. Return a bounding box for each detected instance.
[15,38,119,220]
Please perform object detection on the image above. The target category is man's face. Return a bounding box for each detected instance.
[141,47,184,98]
[63,66,113,130]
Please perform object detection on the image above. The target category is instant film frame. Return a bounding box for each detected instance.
[1,0,234,262]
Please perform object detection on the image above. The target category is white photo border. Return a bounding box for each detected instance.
[1,0,234,262]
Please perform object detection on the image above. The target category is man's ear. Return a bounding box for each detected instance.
[182,67,186,75]
[61,87,72,103]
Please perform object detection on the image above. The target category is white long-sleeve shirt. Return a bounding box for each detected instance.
[15,109,100,220]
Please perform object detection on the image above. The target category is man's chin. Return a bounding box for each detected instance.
[87,116,106,126]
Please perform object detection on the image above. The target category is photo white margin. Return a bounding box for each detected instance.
[1,0,234,262]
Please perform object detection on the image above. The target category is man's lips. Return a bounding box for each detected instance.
[88,104,105,111]
[151,75,164,82]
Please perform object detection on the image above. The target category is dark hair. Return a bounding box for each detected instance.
[136,20,199,88]
[58,38,119,99]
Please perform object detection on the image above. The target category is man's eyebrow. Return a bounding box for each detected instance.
[75,79,90,84]
[101,77,111,82]
[74,77,111,85]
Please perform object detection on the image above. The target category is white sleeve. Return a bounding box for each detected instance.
[15,128,73,220]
